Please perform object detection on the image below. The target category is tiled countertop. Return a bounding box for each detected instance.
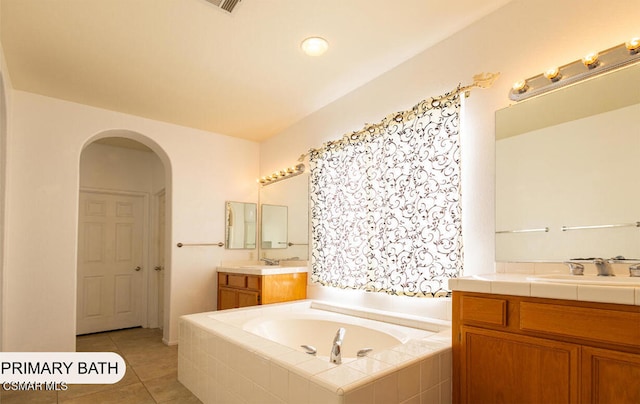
[448,273,640,306]
[217,265,309,276]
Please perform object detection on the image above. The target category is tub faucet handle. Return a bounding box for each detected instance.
[564,262,584,275]
[300,345,317,356]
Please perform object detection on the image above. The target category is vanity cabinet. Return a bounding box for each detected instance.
[452,292,640,404]
[217,272,307,310]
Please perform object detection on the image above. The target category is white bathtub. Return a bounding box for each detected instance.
[241,305,437,360]
[179,300,452,404]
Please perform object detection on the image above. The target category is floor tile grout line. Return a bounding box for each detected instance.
[109,333,161,403]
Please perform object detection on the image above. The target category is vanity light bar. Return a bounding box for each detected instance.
[258,163,305,186]
[510,38,640,101]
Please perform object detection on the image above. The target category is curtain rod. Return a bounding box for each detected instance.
[297,72,500,162]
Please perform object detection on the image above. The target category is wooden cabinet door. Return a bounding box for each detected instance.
[582,346,640,404]
[460,326,579,404]
[219,287,238,310]
[238,290,260,308]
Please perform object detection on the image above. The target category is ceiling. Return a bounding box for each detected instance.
[1,0,512,142]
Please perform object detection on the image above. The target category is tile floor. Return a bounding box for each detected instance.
[0,327,202,404]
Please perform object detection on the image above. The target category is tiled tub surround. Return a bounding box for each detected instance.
[179,300,452,404]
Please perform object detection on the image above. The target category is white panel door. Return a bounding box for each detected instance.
[77,191,145,335]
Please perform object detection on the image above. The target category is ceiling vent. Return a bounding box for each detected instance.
[205,0,242,14]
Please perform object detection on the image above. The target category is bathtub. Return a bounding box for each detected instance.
[178,300,452,404]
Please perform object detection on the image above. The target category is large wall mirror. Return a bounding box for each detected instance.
[261,204,287,249]
[225,201,257,249]
[496,63,640,262]
[259,172,309,259]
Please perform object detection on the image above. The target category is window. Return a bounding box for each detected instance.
[309,91,463,296]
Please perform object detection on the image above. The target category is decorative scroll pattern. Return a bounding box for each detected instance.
[309,91,463,296]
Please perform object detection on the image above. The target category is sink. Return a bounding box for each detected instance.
[527,274,640,287]
[240,265,282,269]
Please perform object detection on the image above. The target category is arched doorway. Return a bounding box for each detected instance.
[77,131,171,336]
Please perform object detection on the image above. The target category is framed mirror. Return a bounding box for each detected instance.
[260,204,288,249]
[495,63,640,261]
[225,201,257,249]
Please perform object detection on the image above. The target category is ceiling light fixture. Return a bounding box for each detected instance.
[300,37,329,56]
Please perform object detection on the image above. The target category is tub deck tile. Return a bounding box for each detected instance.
[314,364,368,392]
[346,356,395,375]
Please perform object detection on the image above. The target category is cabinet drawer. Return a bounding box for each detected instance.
[247,276,260,290]
[461,295,507,326]
[227,274,247,288]
[520,302,640,347]
[218,273,228,286]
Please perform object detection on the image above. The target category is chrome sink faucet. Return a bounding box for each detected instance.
[594,258,616,276]
[260,257,280,266]
[330,327,346,364]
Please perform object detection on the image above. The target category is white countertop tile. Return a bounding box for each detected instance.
[577,285,635,305]
[490,280,531,296]
[530,282,578,300]
[450,273,640,306]
[217,265,308,275]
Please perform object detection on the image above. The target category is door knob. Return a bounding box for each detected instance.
[154,266,162,271]
[134,266,142,271]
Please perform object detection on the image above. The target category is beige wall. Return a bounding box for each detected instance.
[260,0,639,310]
[80,142,165,194]
[4,91,259,350]
[0,42,10,353]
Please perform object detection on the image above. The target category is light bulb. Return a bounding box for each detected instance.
[544,67,561,81]
[582,52,599,68]
[512,80,527,93]
[626,37,640,53]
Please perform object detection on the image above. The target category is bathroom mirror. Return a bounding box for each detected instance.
[259,172,309,257]
[225,201,257,249]
[495,63,640,262]
[260,204,288,249]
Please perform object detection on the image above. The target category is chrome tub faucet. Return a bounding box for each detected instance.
[330,327,346,364]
